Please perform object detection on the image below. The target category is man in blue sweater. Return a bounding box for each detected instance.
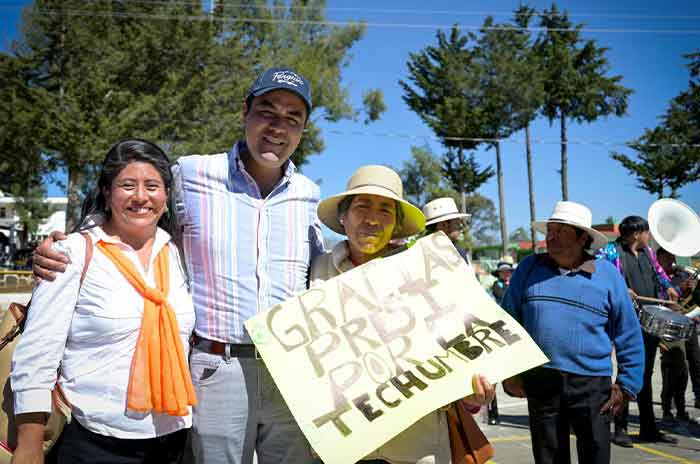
[501,201,644,464]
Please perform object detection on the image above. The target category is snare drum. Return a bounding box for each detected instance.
[638,304,694,342]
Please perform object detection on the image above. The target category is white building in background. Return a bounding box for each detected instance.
[0,190,67,251]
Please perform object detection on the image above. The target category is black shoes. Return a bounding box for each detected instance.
[611,429,633,448]
[637,432,678,444]
[662,410,675,422]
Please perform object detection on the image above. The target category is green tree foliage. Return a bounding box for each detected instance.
[463,193,499,247]
[401,15,546,254]
[0,54,54,239]
[612,127,699,199]
[4,0,384,229]
[536,4,632,200]
[400,27,483,152]
[397,145,498,246]
[362,89,387,124]
[400,145,450,207]
[441,149,494,197]
[9,182,55,245]
[612,52,700,198]
[474,12,546,255]
[509,226,529,243]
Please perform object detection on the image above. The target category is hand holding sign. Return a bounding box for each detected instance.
[245,233,548,464]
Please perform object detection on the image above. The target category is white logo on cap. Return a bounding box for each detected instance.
[272,71,304,88]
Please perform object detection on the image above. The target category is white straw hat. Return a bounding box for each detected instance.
[532,201,609,251]
[423,197,471,227]
[317,165,425,239]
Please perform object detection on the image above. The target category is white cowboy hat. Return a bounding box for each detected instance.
[317,165,425,239]
[423,197,471,227]
[532,201,609,251]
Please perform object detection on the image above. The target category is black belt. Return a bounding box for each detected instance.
[191,334,261,359]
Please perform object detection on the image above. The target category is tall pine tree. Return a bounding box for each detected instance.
[536,4,631,200]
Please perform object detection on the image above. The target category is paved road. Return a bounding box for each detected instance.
[481,350,700,464]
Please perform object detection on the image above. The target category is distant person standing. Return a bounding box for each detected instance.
[491,260,514,306]
[487,260,515,426]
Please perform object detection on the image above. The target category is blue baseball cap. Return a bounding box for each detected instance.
[247,67,312,114]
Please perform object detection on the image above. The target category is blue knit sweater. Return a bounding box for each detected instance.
[502,253,644,396]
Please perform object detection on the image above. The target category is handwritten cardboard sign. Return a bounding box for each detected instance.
[245,232,548,464]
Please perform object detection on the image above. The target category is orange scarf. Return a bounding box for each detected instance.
[97,241,197,417]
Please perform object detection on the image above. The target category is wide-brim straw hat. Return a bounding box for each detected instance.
[317,165,425,239]
[423,197,471,227]
[532,201,609,251]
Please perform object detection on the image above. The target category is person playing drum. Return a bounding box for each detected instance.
[656,248,700,421]
[597,215,680,446]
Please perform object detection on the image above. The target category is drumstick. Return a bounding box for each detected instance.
[634,296,676,305]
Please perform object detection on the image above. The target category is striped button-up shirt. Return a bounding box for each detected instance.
[173,142,325,343]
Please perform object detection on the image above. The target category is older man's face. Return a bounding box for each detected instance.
[435,218,464,243]
[546,222,589,265]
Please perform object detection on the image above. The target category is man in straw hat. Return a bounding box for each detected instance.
[597,216,680,446]
[501,201,644,464]
[422,197,472,264]
[311,165,495,463]
[32,67,324,464]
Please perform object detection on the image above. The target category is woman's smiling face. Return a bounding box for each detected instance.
[104,161,168,233]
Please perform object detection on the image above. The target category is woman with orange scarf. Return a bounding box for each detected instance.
[11,140,196,464]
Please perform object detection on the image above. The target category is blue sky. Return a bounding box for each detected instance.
[2,0,699,241]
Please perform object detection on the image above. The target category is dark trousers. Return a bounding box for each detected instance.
[49,419,188,464]
[660,346,688,414]
[615,331,659,437]
[685,326,700,400]
[522,367,612,464]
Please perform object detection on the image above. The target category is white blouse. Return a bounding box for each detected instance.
[11,226,195,439]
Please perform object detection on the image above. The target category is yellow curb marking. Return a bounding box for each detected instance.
[632,444,698,464]
[490,435,532,443]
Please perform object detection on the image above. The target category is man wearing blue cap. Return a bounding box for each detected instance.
[178,67,324,464]
[32,67,324,464]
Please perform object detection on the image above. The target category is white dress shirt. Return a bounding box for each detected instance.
[11,226,195,439]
